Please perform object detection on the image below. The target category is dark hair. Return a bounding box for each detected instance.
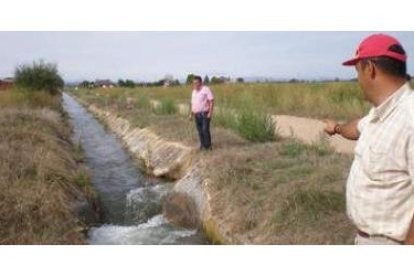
[193,75,202,83]
[361,44,407,78]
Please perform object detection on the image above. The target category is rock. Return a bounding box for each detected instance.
[162,192,199,228]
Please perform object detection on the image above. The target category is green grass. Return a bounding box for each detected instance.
[278,139,333,158]
[152,97,178,115]
[278,139,308,157]
[215,109,275,142]
[73,169,92,189]
[0,87,62,110]
[134,94,151,110]
[214,93,276,142]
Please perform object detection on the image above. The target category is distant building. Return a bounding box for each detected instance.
[162,74,179,87]
[0,78,14,90]
[95,79,115,89]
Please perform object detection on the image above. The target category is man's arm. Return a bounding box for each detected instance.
[323,118,361,140]
[207,100,214,118]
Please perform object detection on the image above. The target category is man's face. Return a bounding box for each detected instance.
[355,61,372,100]
[193,79,202,90]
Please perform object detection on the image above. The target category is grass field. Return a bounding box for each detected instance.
[73,81,370,120]
[0,89,96,244]
[71,82,357,244]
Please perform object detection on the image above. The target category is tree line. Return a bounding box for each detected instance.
[78,74,245,89]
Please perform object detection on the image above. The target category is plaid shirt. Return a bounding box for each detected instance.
[347,82,414,241]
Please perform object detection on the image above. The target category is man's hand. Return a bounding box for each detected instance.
[323,119,338,136]
[323,118,361,140]
[207,112,212,119]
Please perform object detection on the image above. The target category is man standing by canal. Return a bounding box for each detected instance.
[189,75,214,150]
[324,34,414,245]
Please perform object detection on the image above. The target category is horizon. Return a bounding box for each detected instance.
[1,32,413,82]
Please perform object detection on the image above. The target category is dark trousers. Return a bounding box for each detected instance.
[194,112,212,149]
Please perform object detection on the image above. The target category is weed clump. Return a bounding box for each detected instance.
[153,98,178,115]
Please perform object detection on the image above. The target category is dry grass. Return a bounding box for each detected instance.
[0,89,96,244]
[203,140,354,244]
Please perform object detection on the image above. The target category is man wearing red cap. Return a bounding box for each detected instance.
[324,34,414,245]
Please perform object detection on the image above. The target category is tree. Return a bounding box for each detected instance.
[236,77,245,83]
[211,76,229,84]
[118,79,136,88]
[186,74,195,85]
[171,80,180,86]
[118,79,125,87]
[210,76,219,84]
[124,79,136,88]
[80,80,94,88]
[203,75,210,84]
[14,60,64,95]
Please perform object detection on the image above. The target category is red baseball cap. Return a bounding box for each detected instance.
[342,34,407,66]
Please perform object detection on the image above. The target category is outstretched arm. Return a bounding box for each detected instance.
[324,118,361,141]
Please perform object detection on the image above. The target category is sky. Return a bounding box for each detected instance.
[0,31,413,82]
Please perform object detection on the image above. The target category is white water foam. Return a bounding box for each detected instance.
[88,214,197,245]
[124,184,171,223]
[126,184,169,204]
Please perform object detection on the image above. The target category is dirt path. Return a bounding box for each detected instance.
[272,115,356,154]
[170,102,356,155]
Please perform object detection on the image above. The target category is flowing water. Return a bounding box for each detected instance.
[62,93,207,244]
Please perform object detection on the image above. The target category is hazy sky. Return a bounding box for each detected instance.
[0,32,413,82]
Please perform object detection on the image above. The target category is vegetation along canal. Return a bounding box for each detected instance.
[62,93,207,244]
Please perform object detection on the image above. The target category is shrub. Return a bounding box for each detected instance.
[216,93,276,142]
[236,107,275,142]
[214,109,238,130]
[153,98,178,115]
[135,95,151,110]
[14,60,64,95]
